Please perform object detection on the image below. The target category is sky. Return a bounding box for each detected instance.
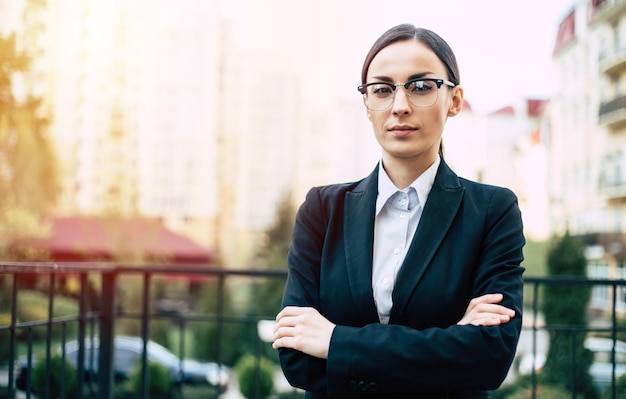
[221,0,576,113]
[0,0,576,114]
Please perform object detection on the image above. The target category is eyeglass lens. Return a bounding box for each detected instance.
[364,80,441,111]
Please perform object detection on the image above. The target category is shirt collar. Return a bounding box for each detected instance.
[376,156,441,215]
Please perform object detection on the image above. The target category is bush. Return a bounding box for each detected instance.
[31,353,77,398]
[124,360,174,399]
[15,290,79,340]
[507,384,571,399]
[236,354,274,399]
[542,232,597,398]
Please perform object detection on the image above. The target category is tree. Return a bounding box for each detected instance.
[0,32,60,260]
[250,192,296,317]
[541,231,598,398]
[190,193,296,366]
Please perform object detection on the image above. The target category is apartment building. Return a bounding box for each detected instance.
[11,0,224,250]
[550,0,626,312]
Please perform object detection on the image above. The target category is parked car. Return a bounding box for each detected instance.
[16,336,230,393]
[517,336,626,393]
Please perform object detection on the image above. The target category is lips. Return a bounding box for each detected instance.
[388,125,417,138]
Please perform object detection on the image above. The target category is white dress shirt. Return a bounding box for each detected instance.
[372,156,440,323]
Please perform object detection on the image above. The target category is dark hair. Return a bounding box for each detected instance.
[361,24,460,85]
[361,24,460,158]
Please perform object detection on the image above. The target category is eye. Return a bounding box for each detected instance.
[409,80,434,95]
[369,84,394,97]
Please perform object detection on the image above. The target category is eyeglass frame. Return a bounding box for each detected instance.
[357,78,456,111]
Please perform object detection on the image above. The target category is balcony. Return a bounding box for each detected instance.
[599,163,626,201]
[595,0,626,24]
[600,47,626,76]
[0,262,625,398]
[599,95,626,129]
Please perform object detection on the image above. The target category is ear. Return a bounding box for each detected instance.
[447,86,464,117]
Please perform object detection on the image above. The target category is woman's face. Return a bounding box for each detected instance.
[365,39,463,166]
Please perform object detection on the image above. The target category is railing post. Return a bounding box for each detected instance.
[98,270,117,399]
[610,282,617,399]
[140,272,151,399]
[530,281,538,399]
[44,271,56,399]
[76,272,88,399]
[8,272,18,399]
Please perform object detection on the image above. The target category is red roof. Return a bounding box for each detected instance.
[553,10,576,55]
[39,216,214,264]
[491,105,515,116]
[489,99,548,117]
[527,99,548,117]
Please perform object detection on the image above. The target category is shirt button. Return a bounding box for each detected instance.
[399,213,406,218]
[393,248,400,254]
[382,277,389,284]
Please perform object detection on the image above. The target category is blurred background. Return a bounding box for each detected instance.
[0,0,615,274]
[6,0,626,397]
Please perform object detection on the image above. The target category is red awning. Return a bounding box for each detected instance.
[38,216,214,264]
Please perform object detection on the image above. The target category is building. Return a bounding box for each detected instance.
[550,0,626,311]
[10,0,222,253]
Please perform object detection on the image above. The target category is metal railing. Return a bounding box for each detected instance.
[1,262,625,399]
[0,262,289,399]
[522,276,626,399]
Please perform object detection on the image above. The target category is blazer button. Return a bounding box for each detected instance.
[349,380,358,391]
[358,381,368,391]
[368,382,378,392]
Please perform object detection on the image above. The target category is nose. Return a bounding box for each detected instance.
[391,86,411,115]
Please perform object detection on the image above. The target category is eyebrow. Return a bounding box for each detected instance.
[369,72,435,83]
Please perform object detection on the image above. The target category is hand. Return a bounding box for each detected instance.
[273,306,336,359]
[457,293,515,326]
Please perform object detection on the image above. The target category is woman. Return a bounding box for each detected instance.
[273,24,525,399]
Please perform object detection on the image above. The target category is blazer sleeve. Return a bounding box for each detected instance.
[278,186,331,394]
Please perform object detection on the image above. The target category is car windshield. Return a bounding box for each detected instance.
[147,341,180,366]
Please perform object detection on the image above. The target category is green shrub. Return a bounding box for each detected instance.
[542,233,598,398]
[507,383,571,399]
[15,290,79,340]
[236,354,274,399]
[125,360,173,398]
[31,353,77,398]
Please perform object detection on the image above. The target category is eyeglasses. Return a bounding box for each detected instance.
[357,78,456,111]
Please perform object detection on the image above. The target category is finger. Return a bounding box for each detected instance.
[273,325,296,341]
[472,303,515,317]
[471,293,504,306]
[272,335,295,350]
[276,306,305,320]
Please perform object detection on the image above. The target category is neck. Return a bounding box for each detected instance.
[382,155,437,189]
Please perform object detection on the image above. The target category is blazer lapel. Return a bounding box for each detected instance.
[390,161,464,322]
[344,167,379,322]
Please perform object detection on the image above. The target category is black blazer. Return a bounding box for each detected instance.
[278,160,525,398]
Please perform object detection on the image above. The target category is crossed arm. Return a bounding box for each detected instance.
[273,292,515,359]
